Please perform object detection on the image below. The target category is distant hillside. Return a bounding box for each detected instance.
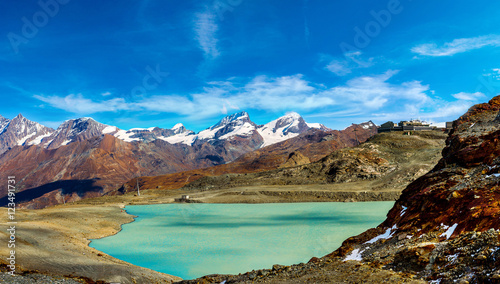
[182,131,447,192]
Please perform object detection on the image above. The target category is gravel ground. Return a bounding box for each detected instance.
[0,272,84,283]
[176,257,425,284]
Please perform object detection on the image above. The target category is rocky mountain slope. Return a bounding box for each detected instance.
[328,95,500,283]
[118,122,377,193]
[0,112,338,208]
[178,97,500,284]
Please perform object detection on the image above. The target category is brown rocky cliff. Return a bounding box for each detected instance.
[380,96,500,237]
[327,96,500,283]
[279,151,310,168]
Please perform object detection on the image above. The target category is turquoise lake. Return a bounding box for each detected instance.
[90,202,394,279]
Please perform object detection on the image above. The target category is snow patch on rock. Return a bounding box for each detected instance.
[344,248,364,261]
[365,225,397,244]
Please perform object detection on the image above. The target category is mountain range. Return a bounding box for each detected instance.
[0,111,329,154]
[0,111,376,208]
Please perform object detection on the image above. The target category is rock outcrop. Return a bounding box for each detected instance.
[329,95,500,283]
[279,151,310,168]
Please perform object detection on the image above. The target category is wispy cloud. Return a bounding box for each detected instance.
[194,10,220,59]
[452,92,485,101]
[33,71,483,126]
[324,70,429,109]
[323,51,373,76]
[33,72,431,121]
[137,74,326,119]
[411,35,500,57]
[34,94,130,114]
[371,100,475,124]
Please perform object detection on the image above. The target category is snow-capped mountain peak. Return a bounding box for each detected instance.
[306,122,332,131]
[172,123,184,130]
[212,111,250,129]
[0,111,333,151]
[165,111,330,147]
[0,115,10,135]
[56,117,108,135]
[256,112,317,148]
[44,117,117,148]
[361,121,376,130]
[281,111,301,119]
[171,123,190,134]
[0,114,54,154]
[197,111,256,141]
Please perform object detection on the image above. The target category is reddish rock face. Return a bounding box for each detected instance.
[373,95,500,238]
[323,96,500,284]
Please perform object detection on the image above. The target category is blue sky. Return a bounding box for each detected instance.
[2,0,500,131]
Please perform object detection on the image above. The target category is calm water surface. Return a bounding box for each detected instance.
[90,202,393,279]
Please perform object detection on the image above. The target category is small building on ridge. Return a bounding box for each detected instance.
[378,119,452,133]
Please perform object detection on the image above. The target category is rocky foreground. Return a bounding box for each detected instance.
[179,96,500,283]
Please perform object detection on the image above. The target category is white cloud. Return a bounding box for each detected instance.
[34,94,130,114]
[33,72,432,123]
[324,70,430,109]
[452,92,485,101]
[133,74,328,118]
[220,104,227,114]
[36,71,484,126]
[411,35,500,57]
[194,10,220,59]
[326,61,352,76]
[324,51,373,76]
[428,102,473,118]
[369,92,484,127]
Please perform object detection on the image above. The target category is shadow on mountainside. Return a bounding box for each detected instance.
[0,179,103,207]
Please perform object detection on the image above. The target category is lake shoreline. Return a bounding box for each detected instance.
[92,202,395,280]
[1,185,401,283]
[0,205,182,284]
